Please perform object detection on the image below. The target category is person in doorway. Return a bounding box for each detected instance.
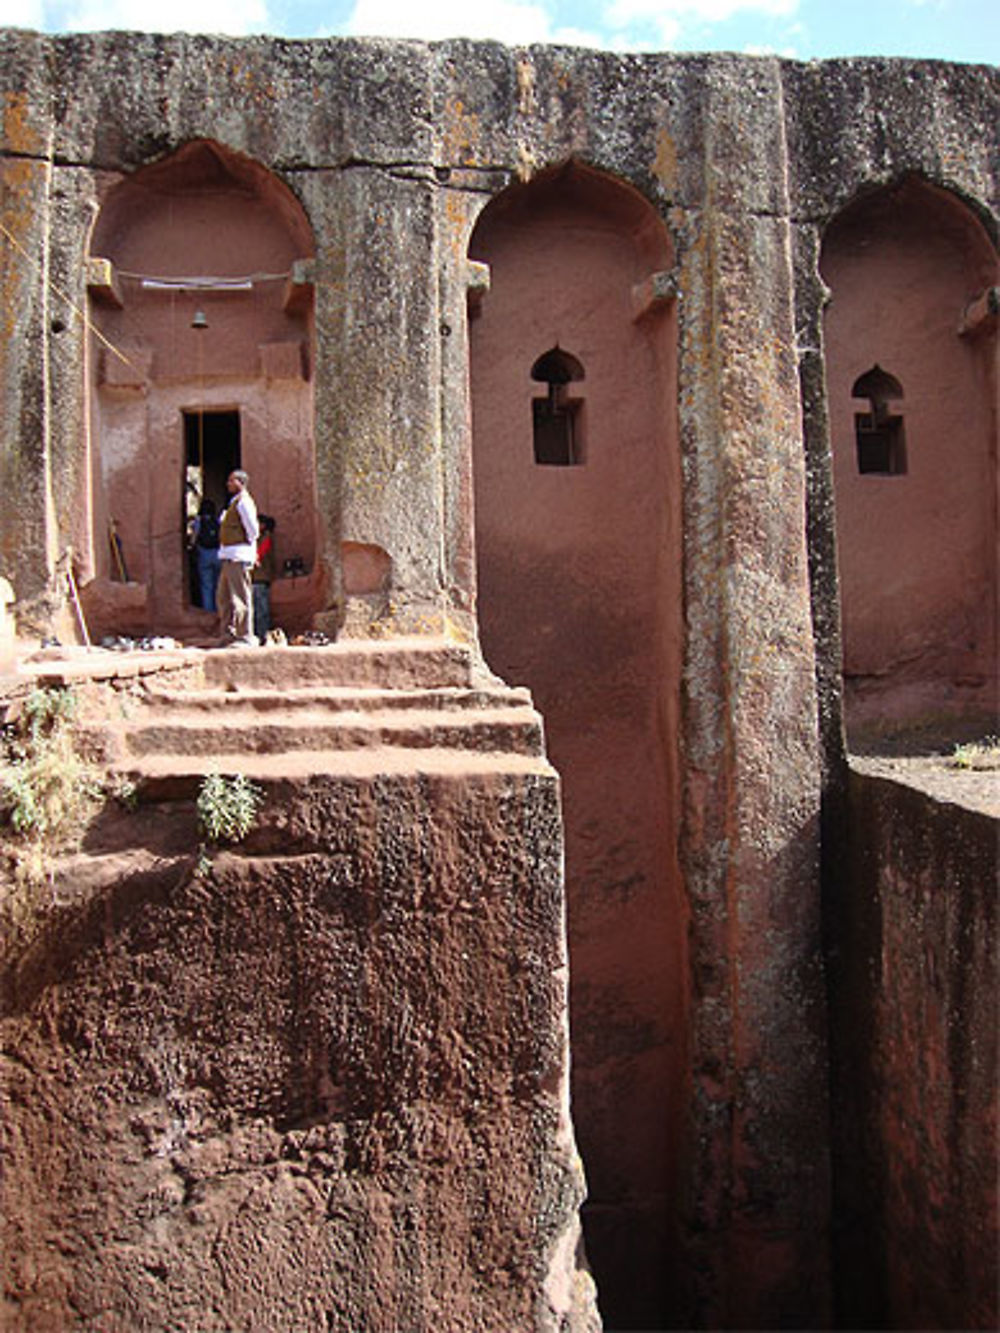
[252,514,277,643]
[190,497,221,611]
[217,470,259,646]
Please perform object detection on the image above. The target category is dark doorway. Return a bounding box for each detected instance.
[184,409,240,608]
[185,409,240,514]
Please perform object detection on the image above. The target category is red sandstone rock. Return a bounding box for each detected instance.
[1,644,600,1331]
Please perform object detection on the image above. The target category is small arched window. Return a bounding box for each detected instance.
[531,347,585,465]
[852,364,907,475]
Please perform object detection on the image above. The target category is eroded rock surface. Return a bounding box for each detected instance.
[2,643,599,1332]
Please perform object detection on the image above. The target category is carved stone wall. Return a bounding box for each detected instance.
[1,32,997,1332]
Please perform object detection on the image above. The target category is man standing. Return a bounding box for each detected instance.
[217,469,259,646]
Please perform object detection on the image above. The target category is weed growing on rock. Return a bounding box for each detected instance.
[1,686,106,883]
[951,736,1000,771]
[196,772,261,845]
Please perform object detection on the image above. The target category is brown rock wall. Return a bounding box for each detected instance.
[1,30,997,1331]
[2,767,596,1332]
[829,765,998,1331]
[468,160,684,1326]
[821,178,997,733]
[1,34,996,642]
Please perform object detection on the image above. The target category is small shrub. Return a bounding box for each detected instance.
[951,736,1000,771]
[1,686,106,885]
[196,772,262,844]
[106,773,139,811]
[22,685,77,742]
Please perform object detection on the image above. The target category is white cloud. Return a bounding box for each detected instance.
[52,0,270,33]
[743,41,798,55]
[609,0,797,27]
[598,16,681,47]
[345,0,555,42]
[2,0,44,26]
[546,24,612,48]
[341,0,680,46]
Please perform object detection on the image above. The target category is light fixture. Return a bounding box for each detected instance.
[191,309,208,330]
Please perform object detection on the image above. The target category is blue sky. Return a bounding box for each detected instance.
[4,0,998,65]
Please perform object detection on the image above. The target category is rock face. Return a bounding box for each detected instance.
[1,31,997,1332]
[2,642,599,1331]
[830,762,998,1332]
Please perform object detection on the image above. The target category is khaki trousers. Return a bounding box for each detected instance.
[218,559,255,643]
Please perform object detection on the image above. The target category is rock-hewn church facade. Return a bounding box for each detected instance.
[2,31,996,1331]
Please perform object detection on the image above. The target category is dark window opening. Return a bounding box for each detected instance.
[852,365,906,475]
[531,346,585,466]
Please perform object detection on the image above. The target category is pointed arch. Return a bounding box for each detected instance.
[821,175,998,732]
[467,159,683,1325]
[84,140,319,636]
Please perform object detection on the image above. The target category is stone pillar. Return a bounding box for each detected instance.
[792,219,846,779]
[46,166,100,585]
[672,58,830,1328]
[300,166,449,637]
[1,33,57,623]
[432,177,491,643]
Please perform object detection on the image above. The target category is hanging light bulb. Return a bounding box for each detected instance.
[191,309,208,330]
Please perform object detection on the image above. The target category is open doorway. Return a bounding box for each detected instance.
[85,139,319,638]
[184,409,240,608]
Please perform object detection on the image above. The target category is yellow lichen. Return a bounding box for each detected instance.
[651,127,678,195]
[2,91,45,158]
[442,98,480,169]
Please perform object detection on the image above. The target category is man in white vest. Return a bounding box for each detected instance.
[216,469,259,647]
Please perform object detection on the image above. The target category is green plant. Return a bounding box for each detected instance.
[107,773,139,811]
[1,687,105,882]
[950,736,1000,771]
[22,684,77,742]
[196,772,262,844]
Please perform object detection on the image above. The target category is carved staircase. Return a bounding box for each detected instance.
[5,639,597,1333]
[45,636,549,824]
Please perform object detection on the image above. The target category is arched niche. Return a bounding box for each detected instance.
[821,177,998,737]
[467,160,683,1327]
[85,140,319,637]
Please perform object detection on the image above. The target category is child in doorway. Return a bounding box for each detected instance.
[191,498,221,611]
[252,514,277,641]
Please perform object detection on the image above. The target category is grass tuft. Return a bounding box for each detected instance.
[1,687,109,885]
[950,736,1000,771]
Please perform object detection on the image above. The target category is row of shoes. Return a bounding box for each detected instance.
[214,628,291,649]
[100,635,179,652]
[290,630,332,646]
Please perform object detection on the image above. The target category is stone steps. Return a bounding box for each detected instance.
[26,636,483,692]
[108,747,554,806]
[197,638,480,691]
[98,704,544,762]
[43,636,549,802]
[138,683,530,715]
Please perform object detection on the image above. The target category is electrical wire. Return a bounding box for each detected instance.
[118,268,292,286]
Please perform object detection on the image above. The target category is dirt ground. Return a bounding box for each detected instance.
[848,719,1000,817]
